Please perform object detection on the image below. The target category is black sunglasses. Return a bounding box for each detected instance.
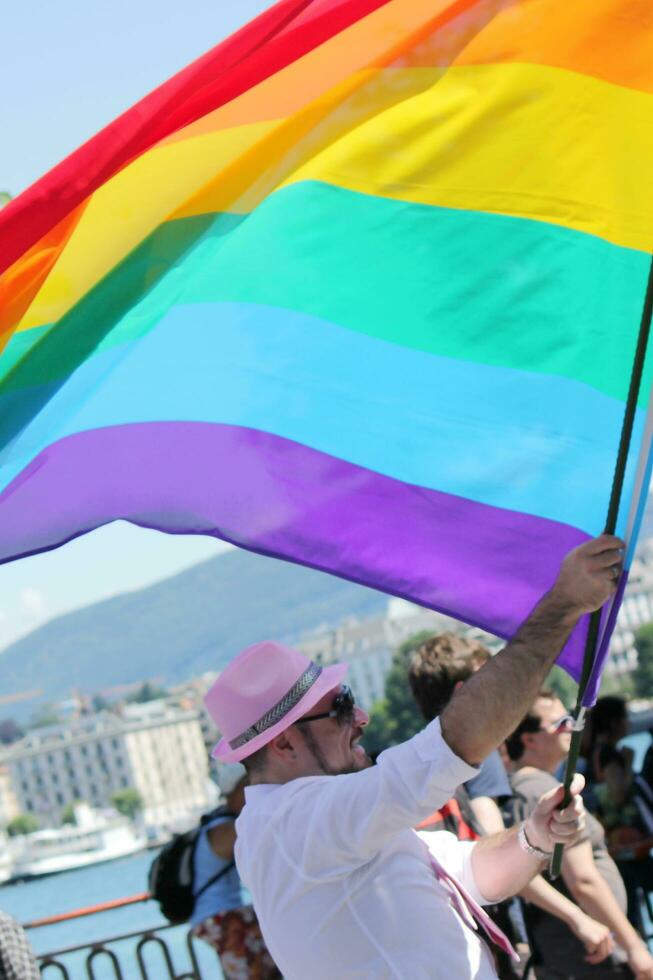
[297,685,356,727]
[539,714,574,734]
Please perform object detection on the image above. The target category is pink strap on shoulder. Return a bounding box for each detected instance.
[429,852,519,962]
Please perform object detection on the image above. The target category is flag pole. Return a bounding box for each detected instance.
[550,254,653,878]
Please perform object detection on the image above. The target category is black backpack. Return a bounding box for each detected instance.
[148,804,236,923]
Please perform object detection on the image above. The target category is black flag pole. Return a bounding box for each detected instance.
[550,253,653,878]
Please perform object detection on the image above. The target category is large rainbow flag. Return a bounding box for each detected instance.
[1,0,652,697]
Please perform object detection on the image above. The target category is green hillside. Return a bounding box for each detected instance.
[0,548,387,716]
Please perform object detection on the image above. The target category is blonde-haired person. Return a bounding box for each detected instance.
[190,762,280,979]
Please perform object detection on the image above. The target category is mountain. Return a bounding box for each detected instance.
[5,493,653,721]
[0,548,388,717]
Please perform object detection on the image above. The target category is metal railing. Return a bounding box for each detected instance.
[25,878,653,978]
[23,893,212,979]
[37,923,207,979]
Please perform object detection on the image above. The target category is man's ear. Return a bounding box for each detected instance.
[266,728,299,763]
[521,732,537,752]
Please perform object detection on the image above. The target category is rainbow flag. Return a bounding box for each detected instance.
[1,0,652,696]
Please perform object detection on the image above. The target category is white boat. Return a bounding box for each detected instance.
[8,803,146,880]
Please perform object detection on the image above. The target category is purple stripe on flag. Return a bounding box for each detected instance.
[582,571,630,706]
[0,421,591,675]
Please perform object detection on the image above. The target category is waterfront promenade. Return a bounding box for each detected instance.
[1,849,222,979]
[0,721,652,977]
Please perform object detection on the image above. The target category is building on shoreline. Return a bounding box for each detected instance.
[0,701,210,830]
[165,672,220,758]
[294,598,500,710]
[0,765,20,826]
[608,540,653,679]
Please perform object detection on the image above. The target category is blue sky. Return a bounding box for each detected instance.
[2,0,270,195]
[0,0,271,650]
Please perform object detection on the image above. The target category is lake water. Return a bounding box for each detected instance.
[0,848,222,978]
[2,731,652,978]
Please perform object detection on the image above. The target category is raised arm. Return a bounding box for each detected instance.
[441,535,622,766]
[468,791,612,963]
[470,774,585,901]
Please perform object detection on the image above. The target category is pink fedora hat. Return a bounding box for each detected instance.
[205,640,348,763]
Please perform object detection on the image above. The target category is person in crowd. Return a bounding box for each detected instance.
[592,743,653,855]
[507,691,653,979]
[639,729,653,794]
[408,632,519,980]
[409,634,613,976]
[203,535,621,980]
[408,633,513,832]
[0,910,40,980]
[582,698,631,805]
[583,698,653,933]
[190,762,280,980]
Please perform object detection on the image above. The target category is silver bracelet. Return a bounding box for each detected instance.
[518,821,552,861]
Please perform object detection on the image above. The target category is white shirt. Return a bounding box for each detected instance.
[235,718,499,979]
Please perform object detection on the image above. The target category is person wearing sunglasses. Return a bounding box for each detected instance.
[203,535,622,980]
[408,634,613,977]
[507,692,653,980]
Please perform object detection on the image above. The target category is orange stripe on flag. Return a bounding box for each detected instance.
[456,0,653,94]
[0,201,88,350]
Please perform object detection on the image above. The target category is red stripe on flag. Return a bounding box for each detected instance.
[0,0,391,275]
